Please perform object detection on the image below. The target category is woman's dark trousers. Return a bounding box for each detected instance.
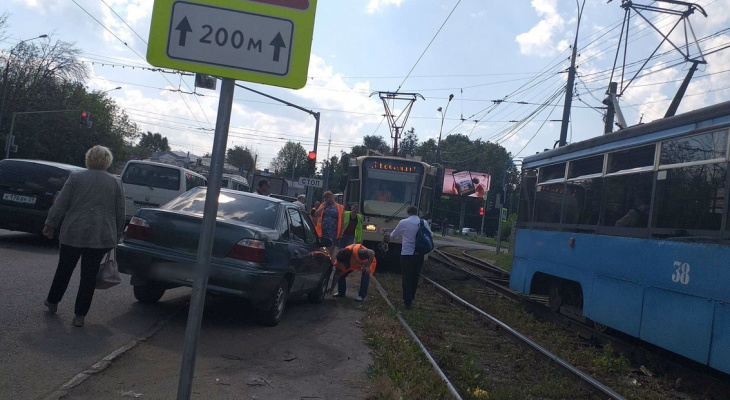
[47,244,110,316]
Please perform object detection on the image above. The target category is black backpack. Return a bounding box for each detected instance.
[415,219,434,254]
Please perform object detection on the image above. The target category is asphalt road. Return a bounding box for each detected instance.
[0,229,191,400]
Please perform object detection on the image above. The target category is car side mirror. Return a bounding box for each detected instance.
[319,237,333,247]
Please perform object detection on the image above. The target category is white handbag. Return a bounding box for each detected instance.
[96,249,121,289]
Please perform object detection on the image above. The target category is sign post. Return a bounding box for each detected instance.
[177,78,234,400]
[146,1,318,399]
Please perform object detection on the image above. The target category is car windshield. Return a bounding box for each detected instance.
[164,188,279,229]
[122,162,181,191]
[0,161,74,193]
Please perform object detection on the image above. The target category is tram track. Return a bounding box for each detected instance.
[425,244,730,399]
[373,268,625,399]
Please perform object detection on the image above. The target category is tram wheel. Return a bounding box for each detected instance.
[548,282,563,312]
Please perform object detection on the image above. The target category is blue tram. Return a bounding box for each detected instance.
[510,101,730,374]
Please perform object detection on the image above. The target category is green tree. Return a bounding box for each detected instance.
[398,127,419,157]
[363,134,391,155]
[415,138,438,164]
[0,33,139,168]
[271,141,308,178]
[226,145,256,172]
[136,132,170,156]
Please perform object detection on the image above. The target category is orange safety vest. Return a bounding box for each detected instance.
[314,202,344,240]
[334,243,377,275]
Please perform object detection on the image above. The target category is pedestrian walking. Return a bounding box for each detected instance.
[388,206,432,309]
[441,217,449,237]
[338,203,363,248]
[327,243,376,302]
[43,145,126,327]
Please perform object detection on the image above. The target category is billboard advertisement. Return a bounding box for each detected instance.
[442,169,491,198]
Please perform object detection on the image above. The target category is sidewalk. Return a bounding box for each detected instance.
[51,295,374,400]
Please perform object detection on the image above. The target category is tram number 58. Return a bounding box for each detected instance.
[672,261,690,285]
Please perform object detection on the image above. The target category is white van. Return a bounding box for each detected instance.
[221,174,250,192]
[121,160,207,220]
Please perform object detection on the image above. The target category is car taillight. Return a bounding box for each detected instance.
[227,239,266,263]
[126,216,152,242]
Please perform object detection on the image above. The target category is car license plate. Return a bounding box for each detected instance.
[134,203,158,209]
[3,193,37,205]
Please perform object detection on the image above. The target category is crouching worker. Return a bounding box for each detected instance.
[327,244,376,302]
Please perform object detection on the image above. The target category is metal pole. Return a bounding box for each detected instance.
[603,82,617,134]
[306,112,320,207]
[0,56,11,135]
[4,113,16,159]
[665,60,699,118]
[176,78,235,400]
[479,194,487,237]
[495,163,508,254]
[558,0,585,147]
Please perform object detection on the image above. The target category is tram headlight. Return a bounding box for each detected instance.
[365,224,377,232]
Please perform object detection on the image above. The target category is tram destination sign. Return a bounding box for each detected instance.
[147,0,318,89]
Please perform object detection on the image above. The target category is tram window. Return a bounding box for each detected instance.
[533,183,564,223]
[562,178,602,226]
[602,172,653,228]
[538,163,566,183]
[660,130,728,166]
[419,187,433,219]
[568,155,604,179]
[346,180,360,208]
[517,170,537,224]
[607,144,655,174]
[653,163,726,232]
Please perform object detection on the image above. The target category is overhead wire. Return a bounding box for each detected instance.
[71,0,213,138]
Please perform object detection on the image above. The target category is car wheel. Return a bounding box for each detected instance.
[258,279,289,326]
[133,281,166,303]
[308,265,333,304]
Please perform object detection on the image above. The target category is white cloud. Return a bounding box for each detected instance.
[516,0,565,56]
[366,0,404,14]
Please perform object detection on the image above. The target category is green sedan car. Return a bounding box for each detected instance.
[118,187,333,326]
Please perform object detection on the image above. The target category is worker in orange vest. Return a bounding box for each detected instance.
[327,243,376,302]
[314,191,345,259]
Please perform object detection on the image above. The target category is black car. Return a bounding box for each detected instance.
[117,187,334,326]
[0,159,85,235]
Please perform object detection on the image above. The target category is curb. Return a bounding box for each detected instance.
[42,304,188,400]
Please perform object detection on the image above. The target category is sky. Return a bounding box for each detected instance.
[2,0,730,171]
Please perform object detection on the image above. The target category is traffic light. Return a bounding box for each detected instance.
[81,110,92,128]
[307,151,316,176]
[479,206,484,216]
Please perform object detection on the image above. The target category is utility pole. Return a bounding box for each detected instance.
[323,134,332,190]
[558,0,585,147]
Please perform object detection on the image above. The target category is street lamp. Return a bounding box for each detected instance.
[435,93,454,163]
[101,86,122,94]
[0,34,48,141]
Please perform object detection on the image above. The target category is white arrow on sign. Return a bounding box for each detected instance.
[167,2,294,76]
[299,177,323,188]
